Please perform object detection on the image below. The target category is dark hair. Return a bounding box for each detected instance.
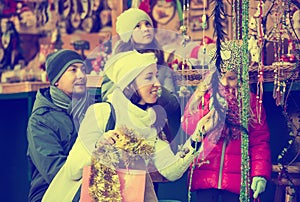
[210,71,249,138]
[114,37,165,65]
[123,82,141,105]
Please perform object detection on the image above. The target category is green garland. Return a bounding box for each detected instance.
[176,0,183,25]
[240,0,250,201]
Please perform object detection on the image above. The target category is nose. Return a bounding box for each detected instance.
[220,77,228,87]
[140,24,149,32]
[77,68,86,79]
[153,77,161,87]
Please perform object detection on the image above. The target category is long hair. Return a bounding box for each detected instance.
[114,37,165,65]
[123,81,141,105]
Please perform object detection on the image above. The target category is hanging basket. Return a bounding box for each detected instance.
[249,62,299,83]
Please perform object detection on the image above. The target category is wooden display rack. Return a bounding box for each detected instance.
[0,82,50,94]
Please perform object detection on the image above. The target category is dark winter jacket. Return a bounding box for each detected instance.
[27,88,78,202]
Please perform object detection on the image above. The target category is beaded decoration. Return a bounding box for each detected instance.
[208,40,243,73]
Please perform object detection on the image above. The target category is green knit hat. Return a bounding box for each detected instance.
[46,49,83,85]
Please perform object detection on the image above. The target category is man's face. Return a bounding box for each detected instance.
[56,63,87,97]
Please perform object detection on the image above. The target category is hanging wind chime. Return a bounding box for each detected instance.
[268,0,297,106]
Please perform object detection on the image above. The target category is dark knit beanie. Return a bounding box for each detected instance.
[46,49,83,85]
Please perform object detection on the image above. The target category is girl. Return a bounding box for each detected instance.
[181,40,272,202]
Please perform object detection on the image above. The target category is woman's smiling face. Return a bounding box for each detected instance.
[134,64,161,105]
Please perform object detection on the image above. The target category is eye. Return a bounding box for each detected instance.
[145,75,152,81]
[135,23,141,28]
[70,67,77,72]
[145,72,156,81]
[145,21,152,27]
[228,76,237,80]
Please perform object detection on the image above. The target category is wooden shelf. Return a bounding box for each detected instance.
[0,81,49,94]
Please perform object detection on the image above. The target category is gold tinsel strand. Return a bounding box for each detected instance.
[89,126,155,201]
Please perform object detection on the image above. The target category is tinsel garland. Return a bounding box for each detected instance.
[89,126,155,201]
[240,0,250,201]
[236,0,240,40]
[232,0,236,40]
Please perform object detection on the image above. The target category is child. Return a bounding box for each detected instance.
[182,40,272,201]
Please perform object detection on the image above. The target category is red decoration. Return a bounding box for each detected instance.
[139,0,151,14]
[190,36,215,59]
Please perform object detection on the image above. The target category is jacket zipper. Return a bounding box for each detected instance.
[218,139,227,189]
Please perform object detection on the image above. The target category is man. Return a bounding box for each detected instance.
[27,49,91,202]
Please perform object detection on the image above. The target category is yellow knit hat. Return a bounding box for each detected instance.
[104,51,157,90]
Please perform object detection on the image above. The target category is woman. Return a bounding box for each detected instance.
[101,7,180,149]
[181,41,272,201]
[42,50,202,202]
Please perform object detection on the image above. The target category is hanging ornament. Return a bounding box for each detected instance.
[180,0,191,47]
[199,0,207,67]
[267,0,298,107]
[255,0,266,124]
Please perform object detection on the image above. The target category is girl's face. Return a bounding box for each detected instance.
[135,64,160,105]
[220,71,238,89]
[132,20,154,45]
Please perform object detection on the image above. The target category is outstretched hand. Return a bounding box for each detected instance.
[191,108,219,142]
[251,176,267,199]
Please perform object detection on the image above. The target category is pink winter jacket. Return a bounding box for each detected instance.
[181,91,271,194]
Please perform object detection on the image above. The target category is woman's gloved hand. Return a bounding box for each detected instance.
[251,176,267,199]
